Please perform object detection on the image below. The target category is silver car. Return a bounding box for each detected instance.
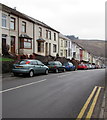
[12,59,49,77]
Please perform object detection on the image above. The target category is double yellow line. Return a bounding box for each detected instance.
[76,86,103,120]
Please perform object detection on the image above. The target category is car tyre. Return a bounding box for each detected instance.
[73,68,76,71]
[45,69,49,75]
[13,73,19,76]
[55,69,59,73]
[29,70,34,77]
[63,68,66,72]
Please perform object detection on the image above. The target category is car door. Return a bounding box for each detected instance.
[36,60,46,73]
[58,62,63,71]
[31,61,40,74]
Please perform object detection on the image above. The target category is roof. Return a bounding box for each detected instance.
[59,33,71,40]
[0,3,59,33]
[19,34,32,39]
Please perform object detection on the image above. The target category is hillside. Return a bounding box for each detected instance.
[72,39,106,58]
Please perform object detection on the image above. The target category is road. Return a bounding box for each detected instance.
[2,69,105,118]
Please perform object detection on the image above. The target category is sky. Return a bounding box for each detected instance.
[0,0,106,40]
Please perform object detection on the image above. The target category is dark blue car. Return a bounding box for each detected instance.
[63,62,76,71]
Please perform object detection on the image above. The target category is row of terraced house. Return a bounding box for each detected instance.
[0,3,102,65]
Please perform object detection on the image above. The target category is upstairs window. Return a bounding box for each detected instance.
[10,17,15,30]
[46,30,48,39]
[2,14,7,27]
[22,21,26,33]
[48,31,51,40]
[39,27,42,37]
[54,33,56,41]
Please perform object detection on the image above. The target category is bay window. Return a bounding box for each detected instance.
[20,38,32,49]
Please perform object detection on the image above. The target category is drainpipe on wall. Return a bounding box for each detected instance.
[18,16,19,55]
[33,22,35,53]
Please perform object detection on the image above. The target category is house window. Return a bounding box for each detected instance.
[60,50,63,56]
[46,30,48,39]
[69,41,70,47]
[10,17,15,30]
[20,38,32,49]
[38,42,44,52]
[48,31,51,40]
[22,21,26,33]
[2,14,7,27]
[61,40,63,47]
[68,48,70,56]
[65,41,67,47]
[53,44,57,53]
[54,33,56,41]
[39,27,42,37]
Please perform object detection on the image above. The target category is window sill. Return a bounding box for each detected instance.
[2,27,9,30]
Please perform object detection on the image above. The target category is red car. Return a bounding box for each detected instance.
[78,64,88,70]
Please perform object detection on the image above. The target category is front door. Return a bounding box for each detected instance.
[11,36,15,54]
[2,38,6,55]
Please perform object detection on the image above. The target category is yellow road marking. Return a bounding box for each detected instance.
[76,86,98,120]
[85,87,102,119]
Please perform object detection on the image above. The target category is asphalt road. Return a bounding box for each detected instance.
[2,69,105,118]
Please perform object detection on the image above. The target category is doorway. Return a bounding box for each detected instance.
[11,36,15,54]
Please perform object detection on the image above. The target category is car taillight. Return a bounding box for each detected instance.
[26,61,30,64]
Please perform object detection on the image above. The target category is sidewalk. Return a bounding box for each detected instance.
[2,72,13,78]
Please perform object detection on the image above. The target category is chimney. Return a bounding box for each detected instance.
[14,7,16,10]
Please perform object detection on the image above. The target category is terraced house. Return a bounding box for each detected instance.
[0,3,59,57]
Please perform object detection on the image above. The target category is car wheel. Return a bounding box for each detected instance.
[45,69,49,75]
[74,68,76,71]
[29,70,34,77]
[55,69,59,73]
[63,68,66,72]
[13,73,19,76]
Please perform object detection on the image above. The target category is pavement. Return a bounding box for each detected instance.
[1,70,107,118]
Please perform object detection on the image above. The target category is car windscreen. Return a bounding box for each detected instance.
[63,63,68,65]
[48,62,56,65]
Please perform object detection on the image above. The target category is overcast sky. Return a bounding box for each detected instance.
[0,0,106,40]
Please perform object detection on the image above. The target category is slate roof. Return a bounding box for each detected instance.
[0,3,59,33]
[59,33,71,40]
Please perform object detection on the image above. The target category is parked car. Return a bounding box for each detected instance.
[95,64,100,69]
[47,61,66,73]
[86,64,93,69]
[12,59,49,77]
[78,64,88,70]
[63,62,76,71]
[91,64,96,69]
